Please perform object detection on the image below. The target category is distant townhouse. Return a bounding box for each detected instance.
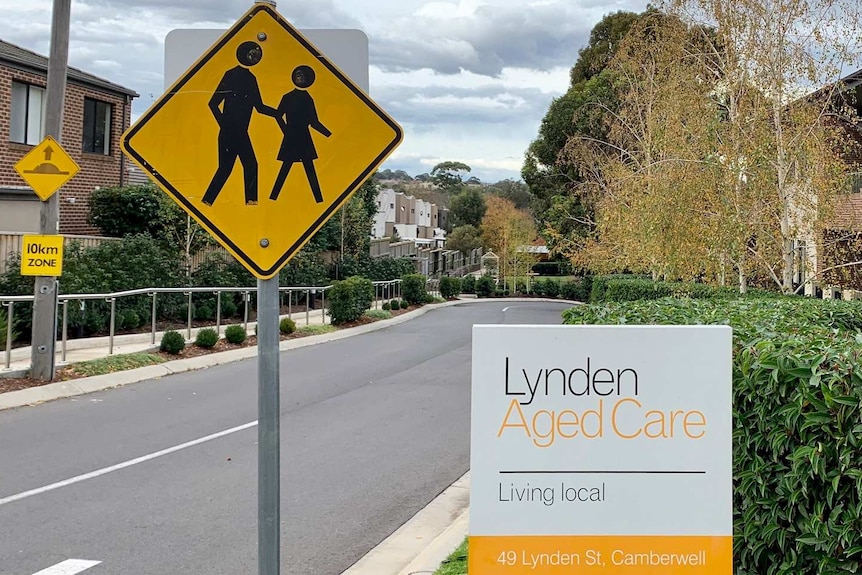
[0,39,139,234]
[371,187,447,248]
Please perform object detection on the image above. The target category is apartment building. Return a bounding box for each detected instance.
[0,39,138,234]
[372,187,447,247]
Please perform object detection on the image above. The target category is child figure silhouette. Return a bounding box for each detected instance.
[270,65,331,203]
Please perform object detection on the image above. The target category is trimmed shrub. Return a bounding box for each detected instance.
[160,330,185,355]
[588,274,652,303]
[382,301,391,311]
[542,278,560,298]
[195,328,219,348]
[439,276,462,299]
[119,309,142,330]
[194,302,215,321]
[560,280,580,301]
[461,275,476,294]
[401,299,411,309]
[221,298,238,318]
[364,309,391,320]
[401,274,428,305]
[423,293,436,304]
[279,317,296,334]
[563,296,862,574]
[328,276,374,325]
[476,275,495,298]
[224,324,247,344]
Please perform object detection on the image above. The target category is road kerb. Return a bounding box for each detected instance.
[340,471,470,575]
[0,298,578,411]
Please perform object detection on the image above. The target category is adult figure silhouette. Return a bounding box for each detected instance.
[269,65,331,203]
[202,41,276,207]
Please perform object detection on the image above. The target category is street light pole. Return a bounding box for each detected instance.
[30,0,71,381]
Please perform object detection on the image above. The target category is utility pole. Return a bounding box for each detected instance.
[31,0,71,381]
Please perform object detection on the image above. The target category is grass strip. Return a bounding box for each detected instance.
[66,353,166,377]
[435,537,467,575]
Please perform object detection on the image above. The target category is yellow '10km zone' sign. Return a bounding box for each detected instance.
[20,235,64,276]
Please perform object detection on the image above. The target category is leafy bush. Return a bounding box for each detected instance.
[401,274,428,305]
[160,330,185,355]
[382,301,391,311]
[531,261,564,276]
[563,296,862,574]
[461,275,476,294]
[224,324,247,344]
[588,273,652,303]
[476,275,495,298]
[423,293,436,304]
[401,299,411,309]
[279,317,296,334]
[328,276,374,325]
[87,184,165,238]
[195,328,219,348]
[440,276,462,299]
[221,298,238,318]
[542,278,560,298]
[118,309,142,331]
[366,257,415,281]
[560,280,580,300]
[194,302,215,321]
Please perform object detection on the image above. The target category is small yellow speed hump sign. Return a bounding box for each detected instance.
[121,3,403,279]
[20,235,64,276]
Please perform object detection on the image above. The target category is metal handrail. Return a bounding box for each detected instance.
[2,279,403,369]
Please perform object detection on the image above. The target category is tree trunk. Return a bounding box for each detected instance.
[738,259,748,295]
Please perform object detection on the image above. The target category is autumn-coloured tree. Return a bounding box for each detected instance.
[480,196,538,289]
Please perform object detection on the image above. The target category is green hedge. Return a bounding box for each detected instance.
[402,274,428,305]
[440,276,462,299]
[328,276,374,325]
[476,275,494,298]
[461,275,476,294]
[563,296,862,574]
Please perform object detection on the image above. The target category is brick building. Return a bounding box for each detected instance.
[0,39,138,234]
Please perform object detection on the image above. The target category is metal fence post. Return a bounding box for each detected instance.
[244,291,250,332]
[61,300,68,362]
[4,302,12,370]
[305,290,310,325]
[216,291,222,336]
[321,288,326,324]
[108,297,116,355]
[150,292,157,345]
[187,292,193,341]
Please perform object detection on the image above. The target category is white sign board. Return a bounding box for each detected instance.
[164,28,370,93]
[469,325,732,575]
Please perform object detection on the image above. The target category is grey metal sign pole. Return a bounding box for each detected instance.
[254,2,281,573]
[31,0,71,381]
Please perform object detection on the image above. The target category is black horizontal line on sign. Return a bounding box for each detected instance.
[498,470,706,475]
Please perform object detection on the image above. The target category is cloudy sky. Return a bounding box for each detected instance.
[0,0,648,182]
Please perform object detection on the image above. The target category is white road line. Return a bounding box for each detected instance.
[501,306,511,312]
[31,559,101,575]
[0,421,258,508]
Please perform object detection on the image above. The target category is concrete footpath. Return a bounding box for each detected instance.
[1,297,577,574]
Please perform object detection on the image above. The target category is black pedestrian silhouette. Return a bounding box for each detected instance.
[269,65,331,203]
[202,41,277,207]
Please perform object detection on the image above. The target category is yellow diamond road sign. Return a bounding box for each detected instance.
[121,4,403,279]
[14,136,80,201]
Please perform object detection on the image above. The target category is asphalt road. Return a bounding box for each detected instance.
[0,300,573,575]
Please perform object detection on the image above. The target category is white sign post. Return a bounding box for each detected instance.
[470,325,732,575]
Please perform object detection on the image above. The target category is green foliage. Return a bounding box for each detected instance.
[401,300,411,310]
[449,188,487,229]
[279,317,297,334]
[224,324,247,344]
[439,276,462,299]
[118,309,142,331]
[365,257,415,281]
[382,301,391,311]
[476,275,495,298]
[328,276,374,325]
[87,184,164,238]
[434,537,467,575]
[195,328,219,349]
[160,330,185,355]
[461,275,476,294]
[562,296,862,574]
[401,274,428,305]
[446,224,483,255]
[532,261,572,276]
[431,161,471,193]
[588,274,653,303]
[542,278,560,298]
[423,293,436,304]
